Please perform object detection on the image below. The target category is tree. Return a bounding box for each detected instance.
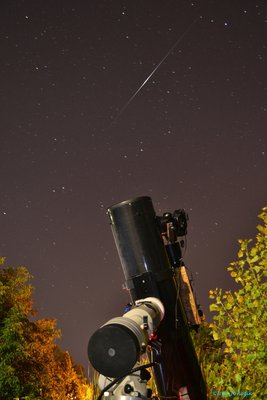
[192,207,267,399]
[0,262,36,398]
[0,258,89,399]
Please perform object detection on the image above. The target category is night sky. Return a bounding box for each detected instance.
[1,1,266,371]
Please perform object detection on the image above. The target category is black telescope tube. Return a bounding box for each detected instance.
[107,196,207,400]
[107,196,170,299]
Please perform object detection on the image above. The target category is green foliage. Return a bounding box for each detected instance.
[0,263,36,398]
[0,259,89,399]
[192,206,267,399]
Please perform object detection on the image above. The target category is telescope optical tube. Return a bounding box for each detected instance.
[88,297,164,378]
[107,196,207,400]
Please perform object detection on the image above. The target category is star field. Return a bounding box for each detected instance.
[0,0,266,370]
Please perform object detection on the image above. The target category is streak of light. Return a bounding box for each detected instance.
[112,16,200,123]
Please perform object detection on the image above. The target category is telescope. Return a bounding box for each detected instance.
[88,196,207,400]
[88,297,164,378]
